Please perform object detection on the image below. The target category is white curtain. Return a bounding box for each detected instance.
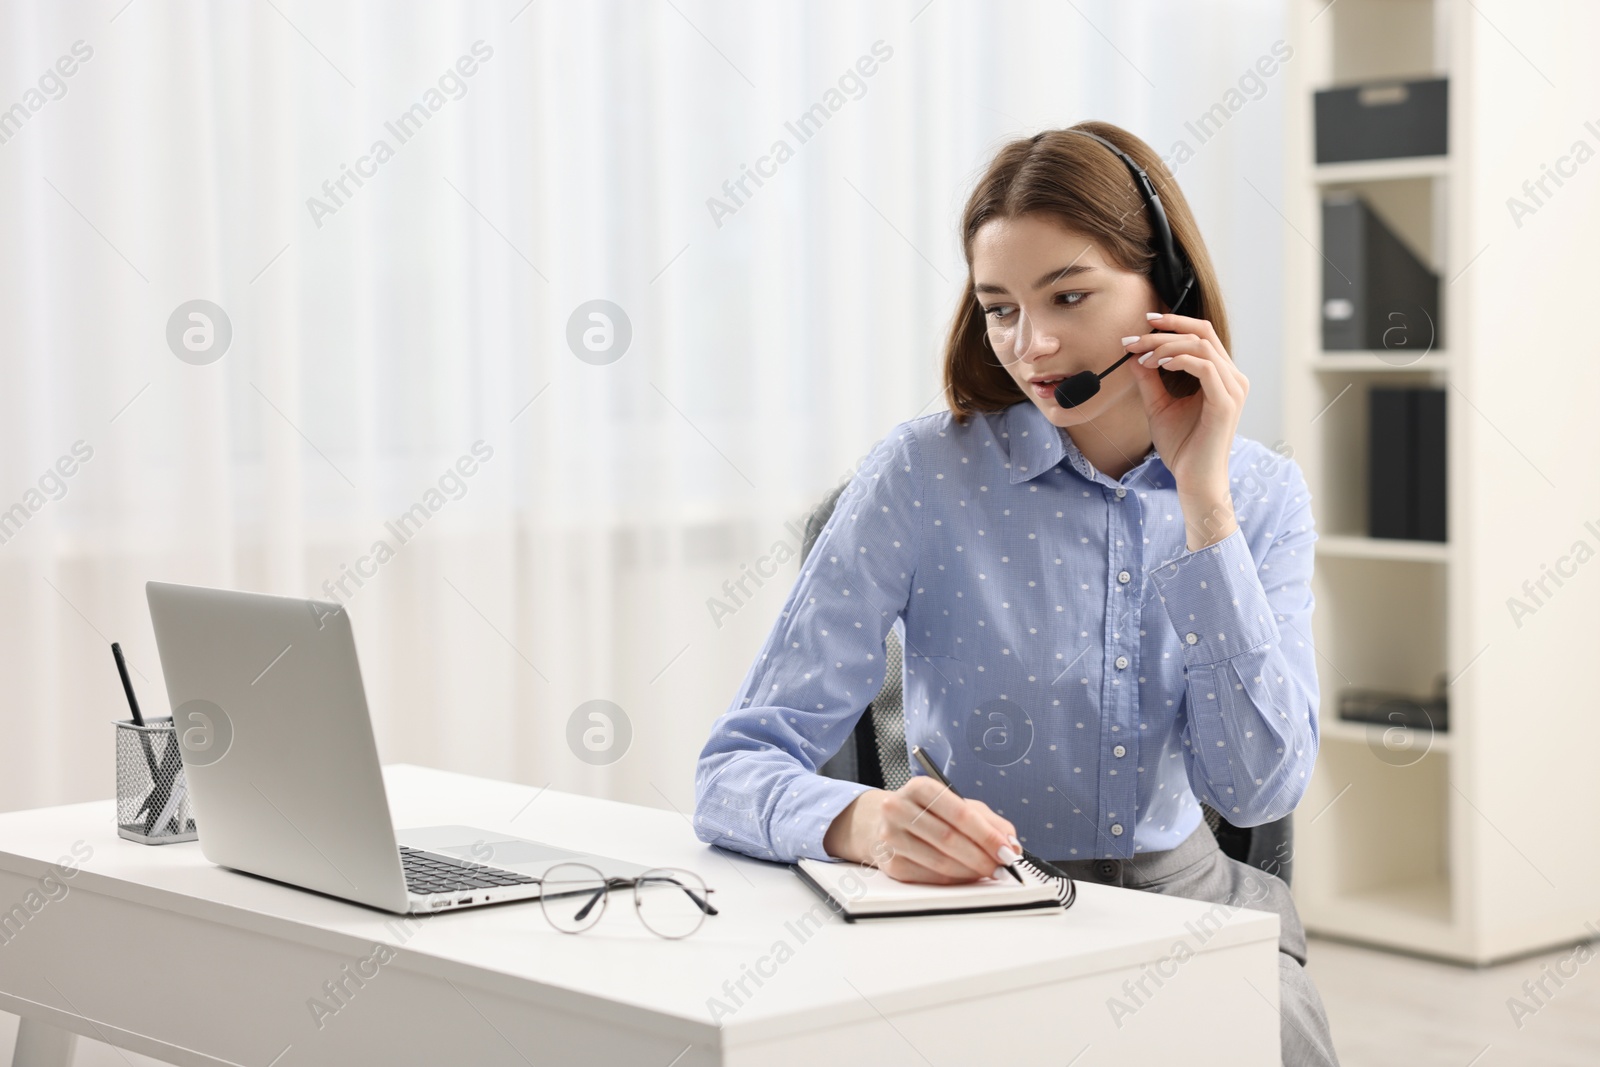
[0,0,1288,818]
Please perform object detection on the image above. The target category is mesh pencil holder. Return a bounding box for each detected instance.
[116,717,198,844]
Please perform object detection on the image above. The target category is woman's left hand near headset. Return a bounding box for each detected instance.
[1124,310,1248,550]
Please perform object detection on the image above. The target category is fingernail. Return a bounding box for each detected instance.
[1138,352,1154,366]
[1145,312,1162,320]
[1157,356,1174,366]
[997,845,1019,864]
[1119,335,1141,346]
[1008,835,1021,848]
[993,866,1008,881]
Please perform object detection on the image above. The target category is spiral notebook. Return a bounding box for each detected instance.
[795,853,1076,922]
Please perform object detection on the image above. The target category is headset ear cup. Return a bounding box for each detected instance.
[1150,252,1195,315]
[1149,256,1178,311]
[1156,259,1199,398]
[1168,267,1197,316]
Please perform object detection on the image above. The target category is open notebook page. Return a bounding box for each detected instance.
[796,856,1065,918]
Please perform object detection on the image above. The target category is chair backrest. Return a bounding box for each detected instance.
[794,481,1291,885]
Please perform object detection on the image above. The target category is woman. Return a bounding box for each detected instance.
[693,121,1337,1066]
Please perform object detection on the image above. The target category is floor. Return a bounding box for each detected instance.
[2,936,1597,1064]
[1305,936,1600,1066]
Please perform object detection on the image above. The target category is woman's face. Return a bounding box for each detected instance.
[970,213,1163,430]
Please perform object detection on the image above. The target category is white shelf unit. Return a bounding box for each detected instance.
[1282,0,1600,964]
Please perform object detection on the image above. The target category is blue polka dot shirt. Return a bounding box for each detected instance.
[694,399,1320,863]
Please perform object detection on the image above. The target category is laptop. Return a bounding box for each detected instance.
[145,580,651,915]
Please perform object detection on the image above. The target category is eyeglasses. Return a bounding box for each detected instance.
[536,863,718,939]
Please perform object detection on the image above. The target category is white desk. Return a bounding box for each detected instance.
[0,765,1280,1066]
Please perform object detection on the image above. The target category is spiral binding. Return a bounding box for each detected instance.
[1018,850,1077,910]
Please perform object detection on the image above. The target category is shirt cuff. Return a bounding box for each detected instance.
[1146,527,1279,667]
[772,772,876,862]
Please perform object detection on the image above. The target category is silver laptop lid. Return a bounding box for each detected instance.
[145,581,409,913]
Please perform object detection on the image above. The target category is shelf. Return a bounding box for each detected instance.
[1311,556,1447,698]
[1313,156,1449,183]
[1286,0,1600,966]
[1296,733,1458,955]
[1303,877,1462,959]
[1350,877,1452,921]
[1320,717,1451,753]
[1316,534,1448,563]
[1311,352,1447,373]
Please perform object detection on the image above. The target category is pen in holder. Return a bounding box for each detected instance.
[116,716,198,844]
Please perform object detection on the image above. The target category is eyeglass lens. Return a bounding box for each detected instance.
[633,867,715,939]
[539,862,609,934]
[538,862,716,939]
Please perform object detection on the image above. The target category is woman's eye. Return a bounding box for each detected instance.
[982,294,1084,319]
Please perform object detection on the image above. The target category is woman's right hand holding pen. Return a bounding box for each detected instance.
[822,776,1022,884]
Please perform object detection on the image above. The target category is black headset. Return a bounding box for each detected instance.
[1043,128,1201,407]
[1066,128,1196,319]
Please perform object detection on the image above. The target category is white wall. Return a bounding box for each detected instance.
[0,0,1290,819]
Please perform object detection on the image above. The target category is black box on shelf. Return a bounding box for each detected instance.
[1315,77,1448,163]
[1368,386,1447,542]
[1322,194,1441,352]
[1338,685,1449,732]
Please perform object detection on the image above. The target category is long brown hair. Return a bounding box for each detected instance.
[943,121,1230,424]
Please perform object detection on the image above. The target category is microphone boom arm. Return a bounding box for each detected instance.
[1055,350,1138,409]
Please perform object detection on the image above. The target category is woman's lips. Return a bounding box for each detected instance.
[1032,378,1065,401]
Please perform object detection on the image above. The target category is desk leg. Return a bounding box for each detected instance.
[13,1017,78,1067]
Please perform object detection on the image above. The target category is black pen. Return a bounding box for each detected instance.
[113,641,172,832]
[112,642,145,727]
[909,745,1025,884]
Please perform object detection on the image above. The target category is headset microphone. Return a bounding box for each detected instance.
[1050,129,1198,411]
[1054,350,1138,409]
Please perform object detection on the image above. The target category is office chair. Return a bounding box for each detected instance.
[803,481,1294,886]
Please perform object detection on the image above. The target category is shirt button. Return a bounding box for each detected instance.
[1110,823,1124,836]
[1115,655,1129,670]
[1117,570,1131,584]
[1115,487,1127,499]
[1113,744,1127,758]
[1185,632,1199,645]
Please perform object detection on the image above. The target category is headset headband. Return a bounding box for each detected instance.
[1063,129,1196,316]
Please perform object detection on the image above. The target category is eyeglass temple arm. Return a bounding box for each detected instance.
[572,884,609,922]
[569,875,719,921]
[637,873,719,915]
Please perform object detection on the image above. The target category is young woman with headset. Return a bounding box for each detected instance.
[693,121,1338,1066]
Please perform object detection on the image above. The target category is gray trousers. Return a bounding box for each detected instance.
[1049,822,1340,1066]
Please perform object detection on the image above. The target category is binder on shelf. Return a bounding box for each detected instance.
[1413,388,1447,542]
[1369,388,1412,540]
[1322,194,1441,352]
[1314,77,1448,163]
[1368,386,1447,543]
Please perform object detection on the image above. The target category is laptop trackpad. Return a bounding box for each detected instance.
[397,825,586,867]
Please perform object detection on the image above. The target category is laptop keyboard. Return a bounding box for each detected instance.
[400,845,539,895]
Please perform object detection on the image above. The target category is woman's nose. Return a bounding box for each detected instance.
[1016,325,1059,361]
[1003,305,1058,363]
